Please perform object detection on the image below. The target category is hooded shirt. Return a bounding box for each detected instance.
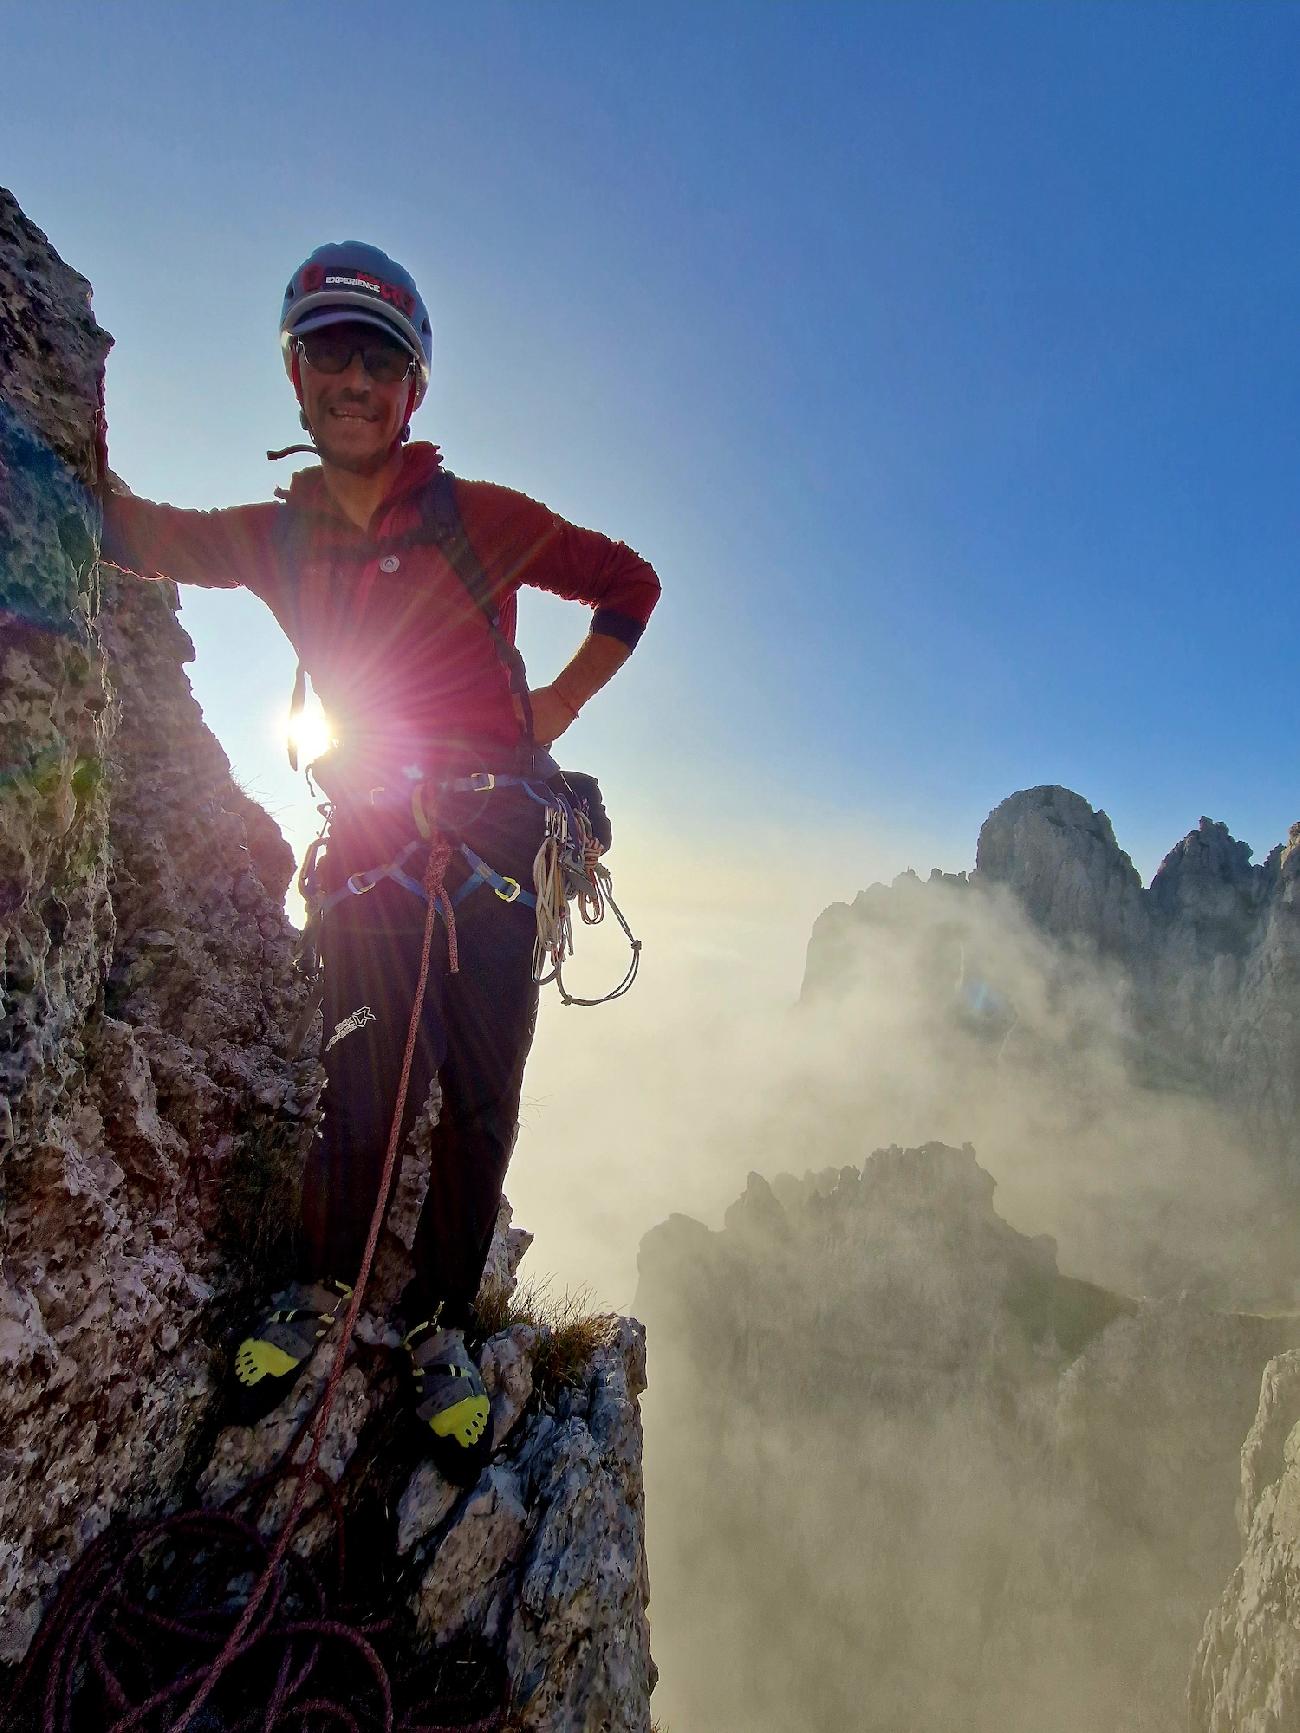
[100,443,660,774]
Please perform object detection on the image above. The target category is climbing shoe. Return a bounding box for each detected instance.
[403,1321,493,1486]
[230,1278,353,1426]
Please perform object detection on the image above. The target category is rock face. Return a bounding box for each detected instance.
[975,785,1148,955]
[1190,1350,1300,1731]
[798,785,1300,1300]
[1,188,311,1666]
[638,1144,1300,1733]
[806,786,1299,1123]
[191,1295,653,1732]
[0,189,652,1730]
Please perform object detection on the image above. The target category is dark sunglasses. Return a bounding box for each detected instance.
[294,330,416,385]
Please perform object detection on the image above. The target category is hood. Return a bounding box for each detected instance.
[279,440,444,521]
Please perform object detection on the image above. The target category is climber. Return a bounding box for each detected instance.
[98,241,660,1482]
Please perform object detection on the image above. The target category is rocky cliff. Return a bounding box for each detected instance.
[637,1143,1300,1733]
[806,784,1300,1152]
[796,785,1300,1302]
[1191,1350,1300,1730]
[0,190,652,1731]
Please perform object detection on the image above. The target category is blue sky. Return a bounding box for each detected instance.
[5,0,1297,886]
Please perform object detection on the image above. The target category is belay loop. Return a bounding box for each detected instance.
[530,788,641,1007]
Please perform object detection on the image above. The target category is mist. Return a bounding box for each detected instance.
[513,810,1287,1313]
[507,797,1296,1732]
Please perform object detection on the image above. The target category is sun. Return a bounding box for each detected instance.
[281,692,335,766]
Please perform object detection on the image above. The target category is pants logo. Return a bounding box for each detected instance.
[325,1004,377,1053]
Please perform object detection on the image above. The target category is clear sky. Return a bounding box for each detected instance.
[4,2,1298,1296]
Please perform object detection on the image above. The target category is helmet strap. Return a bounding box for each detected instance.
[399,378,418,446]
[291,352,315,437]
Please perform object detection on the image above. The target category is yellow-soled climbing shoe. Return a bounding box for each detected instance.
[403,1321,493,1486]
[230,1278,352,1426]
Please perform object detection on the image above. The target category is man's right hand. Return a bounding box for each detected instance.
[516,686,579,747]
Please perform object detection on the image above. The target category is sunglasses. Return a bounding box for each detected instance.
[294,330,416,385]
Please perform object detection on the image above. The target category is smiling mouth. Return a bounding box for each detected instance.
[328,406,379,423]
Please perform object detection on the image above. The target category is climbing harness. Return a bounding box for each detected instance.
[292,766,639,1031]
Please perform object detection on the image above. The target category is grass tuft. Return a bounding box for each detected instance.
[473,1278,620,1400]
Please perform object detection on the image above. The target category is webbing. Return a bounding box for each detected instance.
[320,839,538,926]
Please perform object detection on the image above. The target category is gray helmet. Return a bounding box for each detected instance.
[280,241,432,406]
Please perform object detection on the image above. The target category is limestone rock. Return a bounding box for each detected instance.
[976,785,1148,955]
[799,785,1300,1298]
[415,1463,530,1643]
[1224,825,1300,1152]
[397,1460,460,1556]
[1,187,311,1665]
[1190,1349,1300,1731]
[482,1320,539,1447]
[639,1144,1300,1733]
[505,1319,653,1733]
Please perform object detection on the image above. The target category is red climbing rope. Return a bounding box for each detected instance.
[4,834,497,1733]
[167,837,452,1733]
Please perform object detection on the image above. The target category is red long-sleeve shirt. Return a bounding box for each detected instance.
[101,442,660,763]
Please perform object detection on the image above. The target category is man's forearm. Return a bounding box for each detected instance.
[549,632,632,716]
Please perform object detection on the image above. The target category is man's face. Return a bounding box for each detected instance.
[296,320,415,473]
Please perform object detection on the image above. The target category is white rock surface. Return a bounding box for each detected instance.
[1190,1350,1300,1731]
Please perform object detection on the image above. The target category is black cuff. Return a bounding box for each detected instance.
[591,607,645,650]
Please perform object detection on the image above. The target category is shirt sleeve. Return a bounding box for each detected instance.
[458,481,661,649]
[100,492,285,600]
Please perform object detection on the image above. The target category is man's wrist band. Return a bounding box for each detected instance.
[551,684,582,719]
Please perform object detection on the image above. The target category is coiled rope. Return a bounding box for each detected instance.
[530,799,640,1007]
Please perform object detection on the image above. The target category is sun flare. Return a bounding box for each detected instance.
[281,693,334,766]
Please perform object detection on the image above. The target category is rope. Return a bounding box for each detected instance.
[165,837,451,1733]
[5,1479,505,1731]
[530,800,641,1007]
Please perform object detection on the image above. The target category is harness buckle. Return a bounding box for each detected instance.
[346,871,378,896]
[467,772,496,792]
[494,875,522,903]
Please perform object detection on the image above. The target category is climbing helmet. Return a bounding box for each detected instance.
[280,241,432,407]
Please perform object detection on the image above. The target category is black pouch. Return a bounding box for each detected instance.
[549,770,612,853]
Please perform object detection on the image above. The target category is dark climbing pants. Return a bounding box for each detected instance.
[298,786,545,1326]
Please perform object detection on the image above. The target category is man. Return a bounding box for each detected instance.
[100,241,660,1481]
